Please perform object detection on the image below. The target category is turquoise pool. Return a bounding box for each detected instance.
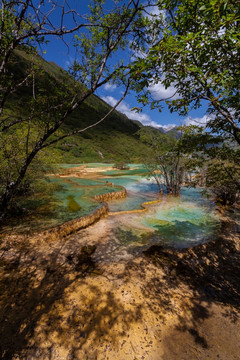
[47,164,220,247]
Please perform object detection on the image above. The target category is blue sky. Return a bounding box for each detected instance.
[41,0,209,131]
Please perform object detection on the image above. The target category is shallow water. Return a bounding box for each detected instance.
[141,195,219,248]
[106,179,220,248]
[48,176,121,224]
[46,177,101,224]
[46,164,221,247]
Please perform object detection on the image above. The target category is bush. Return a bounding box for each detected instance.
[113,162,130,170]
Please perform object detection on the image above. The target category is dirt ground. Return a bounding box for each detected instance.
[0,208,239,360]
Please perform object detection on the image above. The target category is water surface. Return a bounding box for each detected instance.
[47,164,221,248]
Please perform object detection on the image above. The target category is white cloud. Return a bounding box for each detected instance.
[144,4,164,18]
[161,124,177,131]
[63,55,75,70]
[103,83,117,92]
[149,80,179,101]
[101,95,180,131]
[184,115,211,126]
[101,95,170,129]
[101,96,213,133]
[101,95,150,122]
[131,5,165,61]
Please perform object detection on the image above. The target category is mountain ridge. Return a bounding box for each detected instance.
[5,50,176,163]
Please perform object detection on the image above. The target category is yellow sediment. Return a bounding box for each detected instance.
[43,186,164,239]
[43,202,109,241]
[43,186,163,239]
[50,164,114,178]
[109,199,163,216]
[1,216,239,360]
[93,188,127,202]
[109,208,148,215]
[42,186,127,240]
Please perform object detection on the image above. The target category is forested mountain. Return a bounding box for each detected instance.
[6,50,171,164]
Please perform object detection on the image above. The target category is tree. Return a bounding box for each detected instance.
[179,125,240,205]
[139,128,186,195]
[132,0,240,145]
[113,162,130,170]
[0,0,90,114]
[0,0,152,221]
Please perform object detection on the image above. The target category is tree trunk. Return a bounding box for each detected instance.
[0,182,19,222]
[0,145,39,223]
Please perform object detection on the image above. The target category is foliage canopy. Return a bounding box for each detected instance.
[0,0,151,220]
[133,0,240,144]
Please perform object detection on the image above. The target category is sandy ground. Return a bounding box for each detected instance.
[0,210,240,360]
[1,165,240,359]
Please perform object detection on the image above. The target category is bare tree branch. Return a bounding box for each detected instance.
[41,81,131,149]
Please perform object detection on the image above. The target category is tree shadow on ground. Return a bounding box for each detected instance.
[0,236,143,360]
[142,217,240,351]
[0,215,239,359]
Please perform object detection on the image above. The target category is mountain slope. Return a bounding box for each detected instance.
[4,50,168,163]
